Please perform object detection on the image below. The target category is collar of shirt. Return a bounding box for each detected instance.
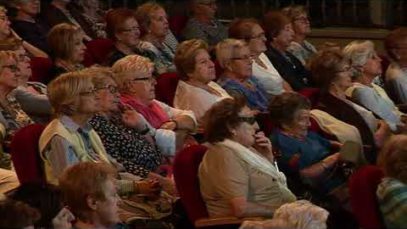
[60,115,92,133]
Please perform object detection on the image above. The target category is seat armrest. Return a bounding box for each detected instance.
[195,217,263,228]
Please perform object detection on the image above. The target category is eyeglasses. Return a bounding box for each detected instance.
[119,26,140,33]
[130,76,155,83]
[231,55,253,62]
[96,85,118,94]
[237,116,257,125]
[293,16,310,23]
[335,65,352,73]
[80,88,98,96]
[2,65,19,73]
[250,33,266,40]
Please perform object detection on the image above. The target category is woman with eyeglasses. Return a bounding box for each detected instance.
[112,54,197,157]
[269,92,347,197]
[229,18,293,98]
[263,11,313,91]
[216,38,269,113]
[310,49,390,163]
[199,98,295,218]
[282,5,316,65]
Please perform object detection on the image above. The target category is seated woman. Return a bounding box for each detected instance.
[173,39,230,125]
[269,93,346,196]
[135,2,177,74]
[216,39,269,113]
[0,198,41,228]
[199,98,295,218]
[228,18,293,97]
[112,54,197,156]
[282,5,317,65]
[263,11,313,91]
[376,135,407,229]
[310,49,390,163]
[59,162,126,229]
[85,66,164,179]
[343,40,406,132]
[68,0,106,40]
[47,23,86,83]
[384,28,407,105]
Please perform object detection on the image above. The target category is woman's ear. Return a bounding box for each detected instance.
[86,195,98,211]
[390,49,401,61]
[224,61,233,72]
[226,123,237,137]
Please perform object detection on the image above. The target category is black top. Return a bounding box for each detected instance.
[265,46,313,91]
[11,20,50,54]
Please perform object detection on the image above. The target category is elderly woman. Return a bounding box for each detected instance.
[384,28,407,105]
[269,93,346,195]
[173,39,230,124]
[135,2,177,74]
[85,67,164,180]
[69,0,106,40]
[228,18,293,97]
[182,0,227,46]
[263,11,313,91]
[199,98,296,218]
[310,49,390,163]
[112,54,197,156]
[282,5,317,65]
[59,162,125,228]
[344,40,406,132]
[216,38,268,113]
[47,23,86,83]
[376,135,407,229]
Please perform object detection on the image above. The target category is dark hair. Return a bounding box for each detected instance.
[203,98,246,143]
[228,18,260,41]
[309,49,348,91]
[105,8,137,41]
[263,10,291,41]
[384,27,407,61]
[8,183,63,228]
[0,198,40,228]
[268,92,311,127]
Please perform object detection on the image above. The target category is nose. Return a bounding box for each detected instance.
[253,122,260,130]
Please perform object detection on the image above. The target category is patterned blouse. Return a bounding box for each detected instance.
[89,114,162,178]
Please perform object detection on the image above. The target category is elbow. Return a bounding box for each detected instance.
[230,198,247,218]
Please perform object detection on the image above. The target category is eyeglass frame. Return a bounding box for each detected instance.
[96,85,119,94]
[1,65,19,73]
[237,116,257,125]
[79,88,98,96]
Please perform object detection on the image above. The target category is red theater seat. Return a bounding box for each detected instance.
[155,72,179,106]
[29,57,53,83]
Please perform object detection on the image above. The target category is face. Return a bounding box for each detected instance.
[148,8,169,38]
[248,24,267,55]
[189,49,215,83]
[292,13,311,35]
[82,0,99,9]
[96,179,120,226]
[230,106,259,147]
[0,11,11,37]
[228,46,253,79]
[70,34,86,63]
[196,0,217,19]
[284,109,311,138]
[362,52,382,77]
[75,84,100,115]
[331,64,353,93]
[0,56,19,89]
[126,70,156,104]
[17,0,41,16]
[15,47,32,83]
[116,18,140,48]
[273,23,294,50]
[96,78,120,113]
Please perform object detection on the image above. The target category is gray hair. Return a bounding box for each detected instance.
[343,40,376,67]
[215,38,248,69]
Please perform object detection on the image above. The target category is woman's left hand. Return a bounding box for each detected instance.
[253,131,273,160]
[122,109,145,130]
[52,207,75,229]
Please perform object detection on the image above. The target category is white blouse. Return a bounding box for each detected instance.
[252,53,284,97]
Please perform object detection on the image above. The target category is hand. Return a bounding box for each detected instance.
[323,153,340,167]
[52,207,75,229]
[122,109,145,130]
[160,120,177,130]
[10,29,22,41]
[135,179,161,197]
[253,131,273,160]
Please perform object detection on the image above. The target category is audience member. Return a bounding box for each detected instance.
[183,0,227,46]
[344,40,406,132]
[199,98,296,218]
[47,23,85,83]
[9,0,50,53]
[173,39,230,125]
[135,2,176,74]
[376,135,407,229]
[216,39,269,113]
[69,0,106,39]
[384,28,407,104]
[229,18,293,97]
[263,11,313,91]
[310,49,390,163]
[283,5,317,65]
[112,55,197,156]
[0,198,40,228]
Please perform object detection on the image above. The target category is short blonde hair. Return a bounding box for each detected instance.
[81,66,114,89]
[135,2,164,35]
[47,71,94,116]
[47,23,83,60]
[111,54,154,91]
[174,39,209,80]
[215,38,248,69]
[378,135,407,183]
[343,40,376,68]
[281,5,308,22]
